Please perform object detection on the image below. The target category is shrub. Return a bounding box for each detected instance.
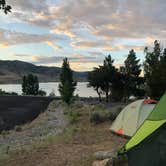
[108,112,117,121]
[22,74,39,95]
[116,107,123,113]
[70,101,84,109]
[38,89,47,96]
[1,130,10,137]
[15,126,22,132]
[90,112,105,124]
[113,106,123,117]
[0,89,18,96]
[108,107,123,121]
[72,94,80,102]
[68,111,79,124]
[49,91,56,97]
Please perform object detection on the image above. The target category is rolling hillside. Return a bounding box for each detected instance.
[0,60,88,83]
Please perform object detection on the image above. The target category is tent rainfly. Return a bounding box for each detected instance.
[119,93,166,166]
[110,99,157,137]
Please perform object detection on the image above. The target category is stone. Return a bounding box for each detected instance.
[94,150,117,160]
[92,159,113,166]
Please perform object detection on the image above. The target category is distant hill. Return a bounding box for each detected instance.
[0,60,88,84]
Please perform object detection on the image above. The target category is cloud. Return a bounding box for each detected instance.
[104,44,145,52]
[32,53,103,65]
[45,41,62,50]
[71,39,145,52]
[1,0,166,71]
[0,28,64,49]
[88,51,105,57]
[8,0,166,42]
[32,56,64,64]
[10,0,48,12]
[71,40,113,50]
[13,54,31,57]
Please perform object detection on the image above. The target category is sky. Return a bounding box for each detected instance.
[0,0,166,71]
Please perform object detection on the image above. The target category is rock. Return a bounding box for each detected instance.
[94,150,117,160]
[113,155,128,166]
[92,159,113,166]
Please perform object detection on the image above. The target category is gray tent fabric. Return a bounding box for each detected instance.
[127,123,166,166]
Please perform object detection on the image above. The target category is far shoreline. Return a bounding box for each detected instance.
[0,81,89,85]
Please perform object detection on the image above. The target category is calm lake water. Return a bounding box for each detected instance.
[0,82,98,97]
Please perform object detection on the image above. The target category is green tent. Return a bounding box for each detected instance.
[110,99,156,137]
[119,93,166,166]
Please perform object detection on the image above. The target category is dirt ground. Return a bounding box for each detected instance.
[0,102,127,166]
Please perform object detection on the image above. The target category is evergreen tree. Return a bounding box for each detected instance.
[124,49,142,98]
[88,55,125,102]
[111,71,126,101]
[101,55,117,102]
[144,40,162,99]
[58,58,76,104]
[22,74,39,95]
[88,67,104,102]
[125,49,141,77]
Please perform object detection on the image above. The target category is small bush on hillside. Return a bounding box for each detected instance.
[70,101,84,109]
[0,89,18,96]
[108,112,117,121]
[38,89,47,96]
[90,112,105,124]
[15,126,22,132]
[89,105,124,123]
[71,94,80,102]
[1,130,10,137]
[116,107,123,113]
[108,106,123,121]
[113,106,123,117]
[68,111,79,124]
[49,91,56,97]
[95,103,106,110]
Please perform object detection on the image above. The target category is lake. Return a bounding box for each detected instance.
[0,82,98,97]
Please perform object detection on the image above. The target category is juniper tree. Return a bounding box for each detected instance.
[88,67,104,102]
[144,40,162,99]
[58,58,76,104]
[124,49,142,99]
[22,74,39,95]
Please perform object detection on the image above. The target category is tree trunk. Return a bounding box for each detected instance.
[96,88,102,102]
[106,90,109,102]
